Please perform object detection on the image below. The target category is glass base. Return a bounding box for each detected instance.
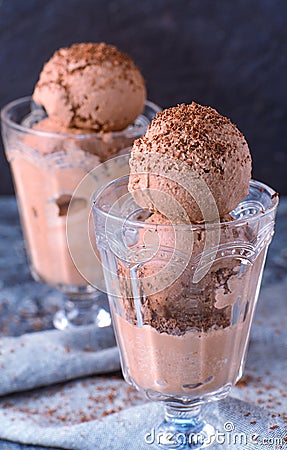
[53,292,111,330]
[155,405,215,449]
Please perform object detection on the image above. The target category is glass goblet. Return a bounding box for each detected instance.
[1,97,160,329]
[93,175,278,449]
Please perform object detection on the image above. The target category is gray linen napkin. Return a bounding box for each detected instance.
[0,383,285,450]
[231,281,287,416]
[0,325,120,396]
[0,281,286,449]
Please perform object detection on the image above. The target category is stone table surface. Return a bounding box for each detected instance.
[0,196,286,449]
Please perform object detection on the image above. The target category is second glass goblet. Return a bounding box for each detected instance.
[1,97,160,329]
[93,176,278,449]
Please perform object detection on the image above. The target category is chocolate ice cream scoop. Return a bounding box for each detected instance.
[129,102,252,222]
[33,42,146,132]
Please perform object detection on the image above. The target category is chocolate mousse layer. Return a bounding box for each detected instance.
[114,230,265,397]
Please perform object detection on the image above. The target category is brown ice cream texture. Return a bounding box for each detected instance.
[33,42,146,132]
[129,102,251,223]
[112,102,261,400]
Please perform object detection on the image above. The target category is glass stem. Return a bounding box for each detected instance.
[154,403,214,448]
[53,289,110,330]
[164,403,202,431]
[65,295,99,316]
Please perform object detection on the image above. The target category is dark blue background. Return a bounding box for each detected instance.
[1,0,286,194]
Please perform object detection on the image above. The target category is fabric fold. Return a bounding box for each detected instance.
[0,325,120,396]
[0,393,285,450]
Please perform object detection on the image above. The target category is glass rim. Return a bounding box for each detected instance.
[0,96,161,140]
[93,175,279,231]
